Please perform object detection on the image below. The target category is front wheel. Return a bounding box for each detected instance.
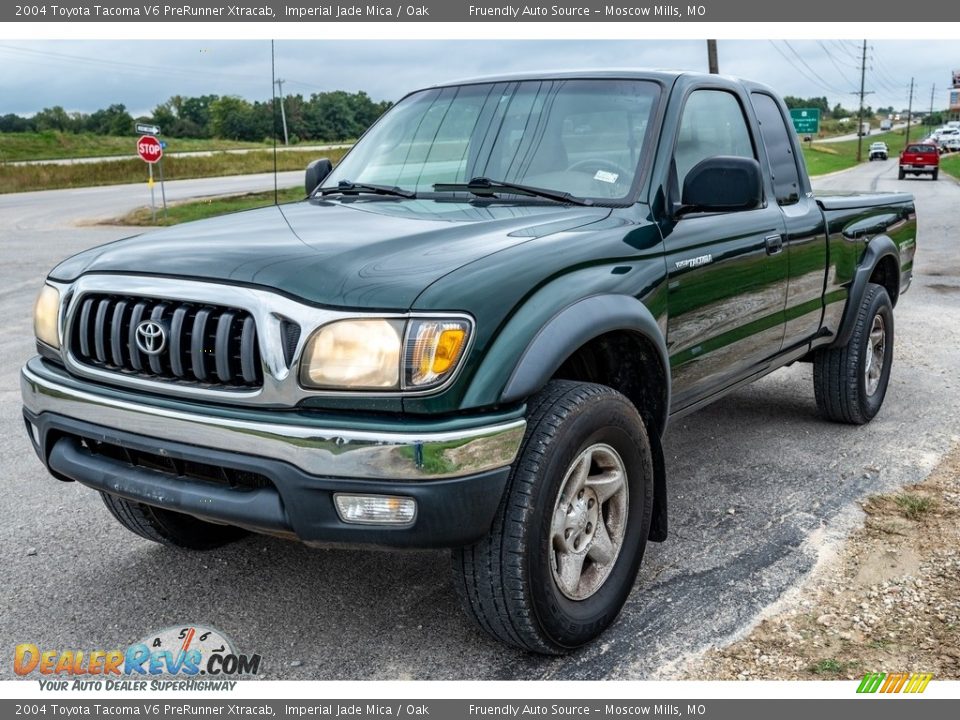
[813,283,894,424]
[452,381,653,654]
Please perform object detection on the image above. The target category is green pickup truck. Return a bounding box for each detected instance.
[22,71,917,654]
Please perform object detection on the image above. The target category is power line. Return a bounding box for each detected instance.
[767,40,839,99]
[826,41,860,67]
[782,40,847,95]
[817,41,856,88]
[0,43,324,99]
[869,49,905,96]
[0,43,255,83]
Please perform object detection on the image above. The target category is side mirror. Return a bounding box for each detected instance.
[305,158,333,195]
[679,156,762,215]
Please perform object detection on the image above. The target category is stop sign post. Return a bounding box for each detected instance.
[136,133,167,221]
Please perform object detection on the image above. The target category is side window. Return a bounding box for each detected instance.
[751,93,801,205]
[674,90,755,189]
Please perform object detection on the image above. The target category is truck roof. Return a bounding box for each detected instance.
[426,69,774,92]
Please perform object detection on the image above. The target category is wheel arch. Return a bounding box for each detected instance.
[499,295,671,438]
[832,236,900,348]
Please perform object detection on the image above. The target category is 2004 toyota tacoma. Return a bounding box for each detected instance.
[21,71,917,654]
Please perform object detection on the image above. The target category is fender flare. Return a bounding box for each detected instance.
[832,236,900,348]
[500,294,671,436]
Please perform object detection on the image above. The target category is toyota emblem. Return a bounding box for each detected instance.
[135,320,166,355]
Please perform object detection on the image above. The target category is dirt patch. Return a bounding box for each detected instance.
[683,444,960,680]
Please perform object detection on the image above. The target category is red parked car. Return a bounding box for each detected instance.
[899,142,939,180]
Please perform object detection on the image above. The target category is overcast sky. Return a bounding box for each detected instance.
[0,39,954,117]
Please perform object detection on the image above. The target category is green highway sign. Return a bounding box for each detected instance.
[790,108,821,134]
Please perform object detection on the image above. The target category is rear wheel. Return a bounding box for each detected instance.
[100,492,248,550]
[813,283,894,425]
[898,169,905,180]
[452,381,653,653]
[932,169,939,180]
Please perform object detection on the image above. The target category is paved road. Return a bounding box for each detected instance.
[816,122,907,143]
[1,162,957,680]
[9,143,351,167]
[0,170,303,229]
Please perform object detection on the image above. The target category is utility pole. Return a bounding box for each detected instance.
[905,77,914,144]
[707,40,719,74]
[274,78,289,146]
[856,39,867,163]
[928,83,936,128]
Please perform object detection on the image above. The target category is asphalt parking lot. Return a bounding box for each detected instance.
[1,161,957,680]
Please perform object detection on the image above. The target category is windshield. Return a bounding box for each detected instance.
[324,79,660,202]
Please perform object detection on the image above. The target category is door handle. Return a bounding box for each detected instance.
[765,234,784,255]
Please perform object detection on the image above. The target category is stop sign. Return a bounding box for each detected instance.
[136,135,163,164]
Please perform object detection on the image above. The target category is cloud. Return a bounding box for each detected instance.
[0,39,953,116]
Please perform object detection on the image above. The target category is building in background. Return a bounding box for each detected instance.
[950,70,960,120]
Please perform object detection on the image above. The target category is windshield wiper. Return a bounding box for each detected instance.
[316,180,416,199]
[433,177,593,206]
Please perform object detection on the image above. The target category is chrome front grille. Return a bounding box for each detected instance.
[69,293,262,388]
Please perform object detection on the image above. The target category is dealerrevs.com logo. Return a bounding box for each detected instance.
[14,625,262,691]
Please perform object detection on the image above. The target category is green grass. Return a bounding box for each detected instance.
[809,658,848,675]
[0,147,349,194]
[112,187,305,226]
[941,153,960,181]
[801,129,911,177]
[0,131,271,163]
[894,493,937,521]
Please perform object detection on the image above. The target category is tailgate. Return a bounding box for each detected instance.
[901,151,939,164]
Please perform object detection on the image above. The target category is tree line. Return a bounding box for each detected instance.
[0,91,393,143]
[782,95,900,119]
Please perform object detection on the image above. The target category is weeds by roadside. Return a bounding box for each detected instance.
[683,443,960,681]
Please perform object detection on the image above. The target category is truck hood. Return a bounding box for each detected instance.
[50,198,611,309]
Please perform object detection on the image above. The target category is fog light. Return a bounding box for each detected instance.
[334,494,417,525]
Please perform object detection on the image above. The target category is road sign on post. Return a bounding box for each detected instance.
[136,135,166,222]
[789,108,821,135]
[137,135,163,163]
[136,123,160,136]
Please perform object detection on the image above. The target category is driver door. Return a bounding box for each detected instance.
[662,88,789,410]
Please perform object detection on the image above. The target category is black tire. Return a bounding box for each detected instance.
[452,380,654,654]
[100,492,248,550]
[898,169,905,180]
[932,169,939,181]
[813,283,894,425]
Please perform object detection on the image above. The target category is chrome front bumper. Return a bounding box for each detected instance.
[20,360,525,481]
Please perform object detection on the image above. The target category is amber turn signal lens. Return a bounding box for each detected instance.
[405,319,471,389]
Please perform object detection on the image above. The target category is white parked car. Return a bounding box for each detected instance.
[868,141,889,161]
[942,137,960,153]
[936,127,960,149]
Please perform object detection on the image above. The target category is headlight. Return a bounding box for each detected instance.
[299,316,471,392]
[300,319,404,389]
[33,284,61,349]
